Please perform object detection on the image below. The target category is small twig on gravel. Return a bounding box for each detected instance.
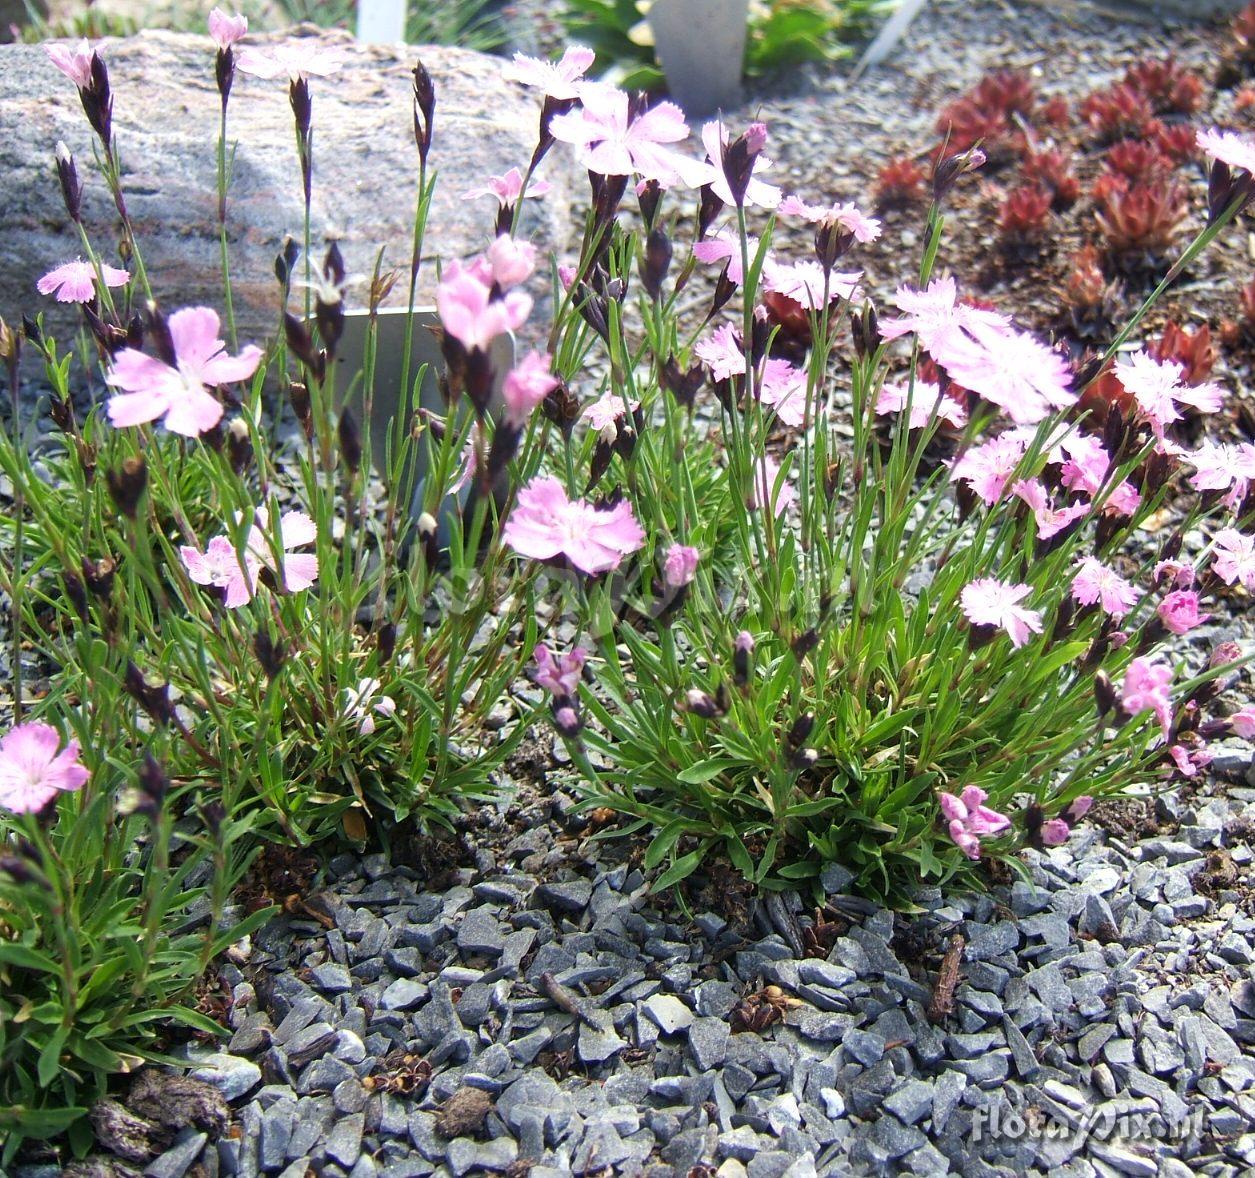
[927,932,966,1022]
[538,971,603,1028]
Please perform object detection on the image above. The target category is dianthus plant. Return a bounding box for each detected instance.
[510,73,1255,899]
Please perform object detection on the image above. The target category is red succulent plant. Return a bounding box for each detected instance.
[1080,84,1156,144]
[1022,147,1080,210]
[1148,321,1215,384]
[1123,56,1204,115]
[875,156,927,208]
[999,185,1053,240]
[1094,180,1187,264]
[1152,122,1199,164]
[1105,139,1171,184]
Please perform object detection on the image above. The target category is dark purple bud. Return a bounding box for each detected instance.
[637,178,663,228]
[639,227,672,301]
[698,184,725,241]
[412,60,436,166]
[786,713,815,748]
[932,145,985,203]
[227,418,253,475]
[288,381,313,440]
[82,556,115,601]
[253,628,286,679]
[732,630,754,688]
[124,662,176,727]
[681,688,722,719]
[216,47,236,107]
[1094,669,1117,719]
[55,142,82,223]
[720,123,767,209]
[338,406,362,474]
[417,512,440,570]
[790,629,818,661]
[661,355,704,410]
[377,621,397,663]
[106,455,147,519]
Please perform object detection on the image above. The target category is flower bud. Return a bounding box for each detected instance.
[932,145,985,203]
[288,381,314,440]
[733,630,754,688]
[417,511,440,569]
[377,621,397,663]
[124,662,177,727]
[275,236,301,290]
[787,713,815,749]
[106,455,147,518]
[1094,669,1117,719]
[227,417,253,475]
[637,178,663,228]
[681,688,722,719]
[253,628,286,680]
[698,183,725,241]
[720,123,768,208]
[122,753,169,821]
[338,406,362,474]
[661,355,704,410]
[82,556,115,600]
[639,227,672,301]
[790,629,818,660]
[55,142,82,223]
[412,59,436,166]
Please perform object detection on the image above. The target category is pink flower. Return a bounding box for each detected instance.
[879,277,1008,355]
[1059,434,1110,495]
[38,259,129,303]
[106,307,261,437]
[45,39,95,89]
[486,235,536,290]
[436,259,532,353]
[1067,795,1094,820]
[549,83,705,187]
[692,230,762,285]
[1154,559,1195,589]
[950,434,1028,506]
[181,508,318,608]
[1070,557,1138,618]
[1198,127,1255,176]
[208,7,248,50]
[0,721,89,815]
[583,390,639,432]
[1231,709,1255,739]
[1186,439,1255,511]
[938,786,1010,860]
[533,644,587,697]
[694,323,746,382]
[937,320,1074,425]
[503,476,645,575]
[236,41,344,80]
[698,121,782,209]
[1157,590,1208,635]
[502,351,558,426]
[778,194,881,243]
[761,260,861,308]
[1211,528,1255,589]
[877,381,968,431]
[462,167,551,205]
[663,544,699,589]
[342,678,395,736]
[960,578,1043,648]
[1114,351,1224,436]
[1039,818,1071,846]
[1011,479,1088,541]
[503,45,595,100]
[1103,480,1142,517]
[749,456,795,516]
[759,359,808,428]
[1121,658,1174,736]
[1169,742,1212,778]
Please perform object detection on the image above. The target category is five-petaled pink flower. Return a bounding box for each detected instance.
[1121,657,1174,736]
[38,259,129,304]
[1011,479,1088,541]
[486,235,537,290]
[698,121,782,209]
[1070,557,1139,619]
[106,307,262,437]
[503,476,645,575]
[879,277,1008,355]
[938,786,1010,860]
[960,578,1043,648]
[1197,127,1255,176]
[533,644,587,697]
[663,544,699,589]
[759,360,808,428]
[462,167,551,205]
[694,323,746,383]
[950,434,1028,506]
[181,507,318,608]
[550,83,706,188]
[208,7,248,50]
[761,260,861,309]
[878,381,968,432]
[1211,528,1255,589]
[692,230,763,286]
[236,41,344,80]
[939,320,1074,425]
[1186,439,1255,511]
[45,39,95,89]
[342,677,396,736]
[749,455,795,516]
[436,259,532,353]
[502,351,558,426]
[1157,590,1208,635]
[503,45,595,100]
[1114,351,1224,436]
[583,390,639,432]
[0,721,89,815]
[779,194,881,242]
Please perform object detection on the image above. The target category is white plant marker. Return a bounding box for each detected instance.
[357,0,407,44]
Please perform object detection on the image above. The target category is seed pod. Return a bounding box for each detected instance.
[106,455,147,519]
[338,407,362,474]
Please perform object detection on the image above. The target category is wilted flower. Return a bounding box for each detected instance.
[1121,657,1174,736]
[533,644,586,697]
[180,508,319,608]
[341,678,396,736]
[937,786,1010,860]
[663,544,699,589]
[1070,557,1139,618]
[1169,742,1213,778]
[208,7,248,49]
[502,351,559,426]
[1232,709,1255,739]
[1211,528,1255,590]
[1157,590,1209,635]
[549,83,705,188]
[105,307,262,437]
[37,259,129,304]
[0,721,89,814]
[1154,558,1195,589]
[503,476,645,575]
[503,44,594,100]
[1039,818,1072,846]
[960,578,1043,648]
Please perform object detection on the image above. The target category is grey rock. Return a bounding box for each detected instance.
[324,1113,364,1168]
[577,1016,627,1064]
[536,880,593,914]
[884,1079,934,1125]
[458,908,505,957]
[144,1131,208,1178]
[643,993,694,1035]
[187,1053,261,1102]
[309,963,352,994]
[688,1016,731,1070]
